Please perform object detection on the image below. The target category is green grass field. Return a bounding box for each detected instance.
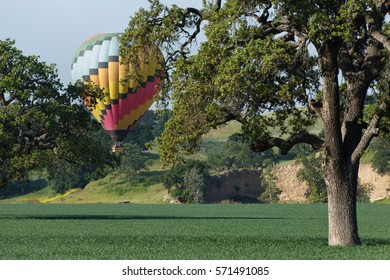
[0,203,389,260]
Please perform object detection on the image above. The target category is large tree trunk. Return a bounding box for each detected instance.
[325,160,361,246]
[319,40,362,246]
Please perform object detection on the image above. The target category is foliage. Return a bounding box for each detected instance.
[0,39,116,189]
[162,160,211,203]
[116,143,152,182]
[357,182,374,203]
[296,152,328,203]
[128,128,154,148]
[363,59,390,174]
[120,0,389,160]
[279,143,315,161]
[0,172,48,199]
[47,159,105,194]
[121,1,321,165]
[124,110,172,150]
[207,134,279,173]
[152,109,172,138]
[369,136,390,175]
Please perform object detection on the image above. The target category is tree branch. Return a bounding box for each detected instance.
[251,132,325,155]
[309,99,324,120]
[214,0,222,11]
[246,3,272,24]
[176,7,202,29]
[179,17,203,57]
[338,44,357,75]
[351,99,390,165]
[167,7,204,61]
[208,106,248,129]
[34,133,56,150]
[0,92,5,107]
[58,155,83,166]
[370,31,390,52]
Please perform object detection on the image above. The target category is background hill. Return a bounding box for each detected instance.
[1,119,389,204]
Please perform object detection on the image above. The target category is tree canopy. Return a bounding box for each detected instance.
[0,39,116,189]
[121,0,389,246]
[121,0,388,163]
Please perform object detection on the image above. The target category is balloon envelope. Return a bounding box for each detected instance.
[71,32,162,141]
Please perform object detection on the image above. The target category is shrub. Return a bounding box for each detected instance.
[259,167,281,204]
[162,160,211,203]
[296,152,327,203]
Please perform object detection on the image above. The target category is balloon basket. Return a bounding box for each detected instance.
[112,143,124,153]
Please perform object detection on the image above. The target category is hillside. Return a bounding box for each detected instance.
[0,152,169,204]
[1,120,388,204]
[2,162,388,204]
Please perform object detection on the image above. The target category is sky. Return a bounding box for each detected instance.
[0,0,203,86]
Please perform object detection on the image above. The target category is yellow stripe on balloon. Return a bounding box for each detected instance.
[108,61,119,100]
[98,68,111,106]
[89,74,105,118]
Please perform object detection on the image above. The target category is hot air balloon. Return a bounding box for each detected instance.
[71,32,163,152]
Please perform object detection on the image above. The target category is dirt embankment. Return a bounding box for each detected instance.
[205,164,389,203]
[205,169,263,203]
[272,164,309,203]
[274,163,389,202]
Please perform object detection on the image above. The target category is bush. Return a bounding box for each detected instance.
[357,182,374,203]
[370,137,390,175]
[296,152,327,203]
[163,160,211,203]
[259,167,281,204]
[117,143,152,182]
[48,160,99,194]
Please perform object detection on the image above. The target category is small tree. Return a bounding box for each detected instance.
[162,160,210,203]
[184,167,208,203]
[370,136,390,175]
[357,181,374,203]
[259,167,281,204]
[296,152,328,203]
[0,39,116,189]
[48,160,96,194]
[117,143,151,182]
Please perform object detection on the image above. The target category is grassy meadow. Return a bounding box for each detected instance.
[0,119,388,260]
[0,203,389,260]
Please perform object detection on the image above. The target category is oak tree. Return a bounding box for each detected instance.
[0,39,116,189]
[121,0,390,246]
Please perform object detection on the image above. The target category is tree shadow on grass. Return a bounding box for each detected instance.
[0,214,290,221]
[288,237,390,248]
[361,238,390,246]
